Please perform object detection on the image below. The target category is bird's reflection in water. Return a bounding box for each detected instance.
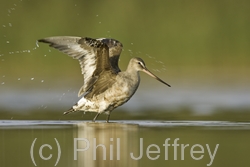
[74,122,139,167]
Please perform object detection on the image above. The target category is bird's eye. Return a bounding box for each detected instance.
[138,62,141,65]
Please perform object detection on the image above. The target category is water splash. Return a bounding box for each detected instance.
[161,67,166,71]
[5,2,19,17]
[152,68,160,72]
[155,60,164,64]
[35,41,39,47]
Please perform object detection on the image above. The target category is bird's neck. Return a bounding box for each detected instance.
[125,66,138,76]
[124,68,140,85]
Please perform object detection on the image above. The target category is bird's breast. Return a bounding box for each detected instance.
[106,74,140,103]
[88,73,140,112]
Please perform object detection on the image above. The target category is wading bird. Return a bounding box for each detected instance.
[38,36,170,122]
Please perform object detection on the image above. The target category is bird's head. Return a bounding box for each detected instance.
[129,57,171,87]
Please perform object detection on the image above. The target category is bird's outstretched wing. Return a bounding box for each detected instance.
[38,36,121,97]
[97,38,123,73]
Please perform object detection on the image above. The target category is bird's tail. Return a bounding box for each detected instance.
[63,108,74,115]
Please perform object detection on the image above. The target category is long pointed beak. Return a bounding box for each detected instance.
[142,68,171,87]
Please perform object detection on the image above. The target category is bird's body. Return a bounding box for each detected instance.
[70,69,140,116]
[38,36,170,122]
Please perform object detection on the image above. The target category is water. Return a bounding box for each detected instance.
[1,87,250,114]
[0,120,250,167]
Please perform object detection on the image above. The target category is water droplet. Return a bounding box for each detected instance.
[18,78,21,80]
[2,75,5,78]
[36,41,39,47]
[99,22,101,24]
[31,78,34,80]
[6,41,10,44]
[8,23,12,27]
[75,4,77,6]
[156,60,164,64]
[48,49,51,52]
[44,54,47,57]
[41,80,44,83]
[96,14,99,17]
[1,82,4,85]
[27,50,30,53]
[131,43,134,45]
[2,25,6,28]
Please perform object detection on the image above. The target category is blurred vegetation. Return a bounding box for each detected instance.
[0,0,249,84]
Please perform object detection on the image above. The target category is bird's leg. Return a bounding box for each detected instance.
[106,113,110,123]
[92,113,100,122]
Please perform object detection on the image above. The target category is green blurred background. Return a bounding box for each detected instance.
[0,0,250,120]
